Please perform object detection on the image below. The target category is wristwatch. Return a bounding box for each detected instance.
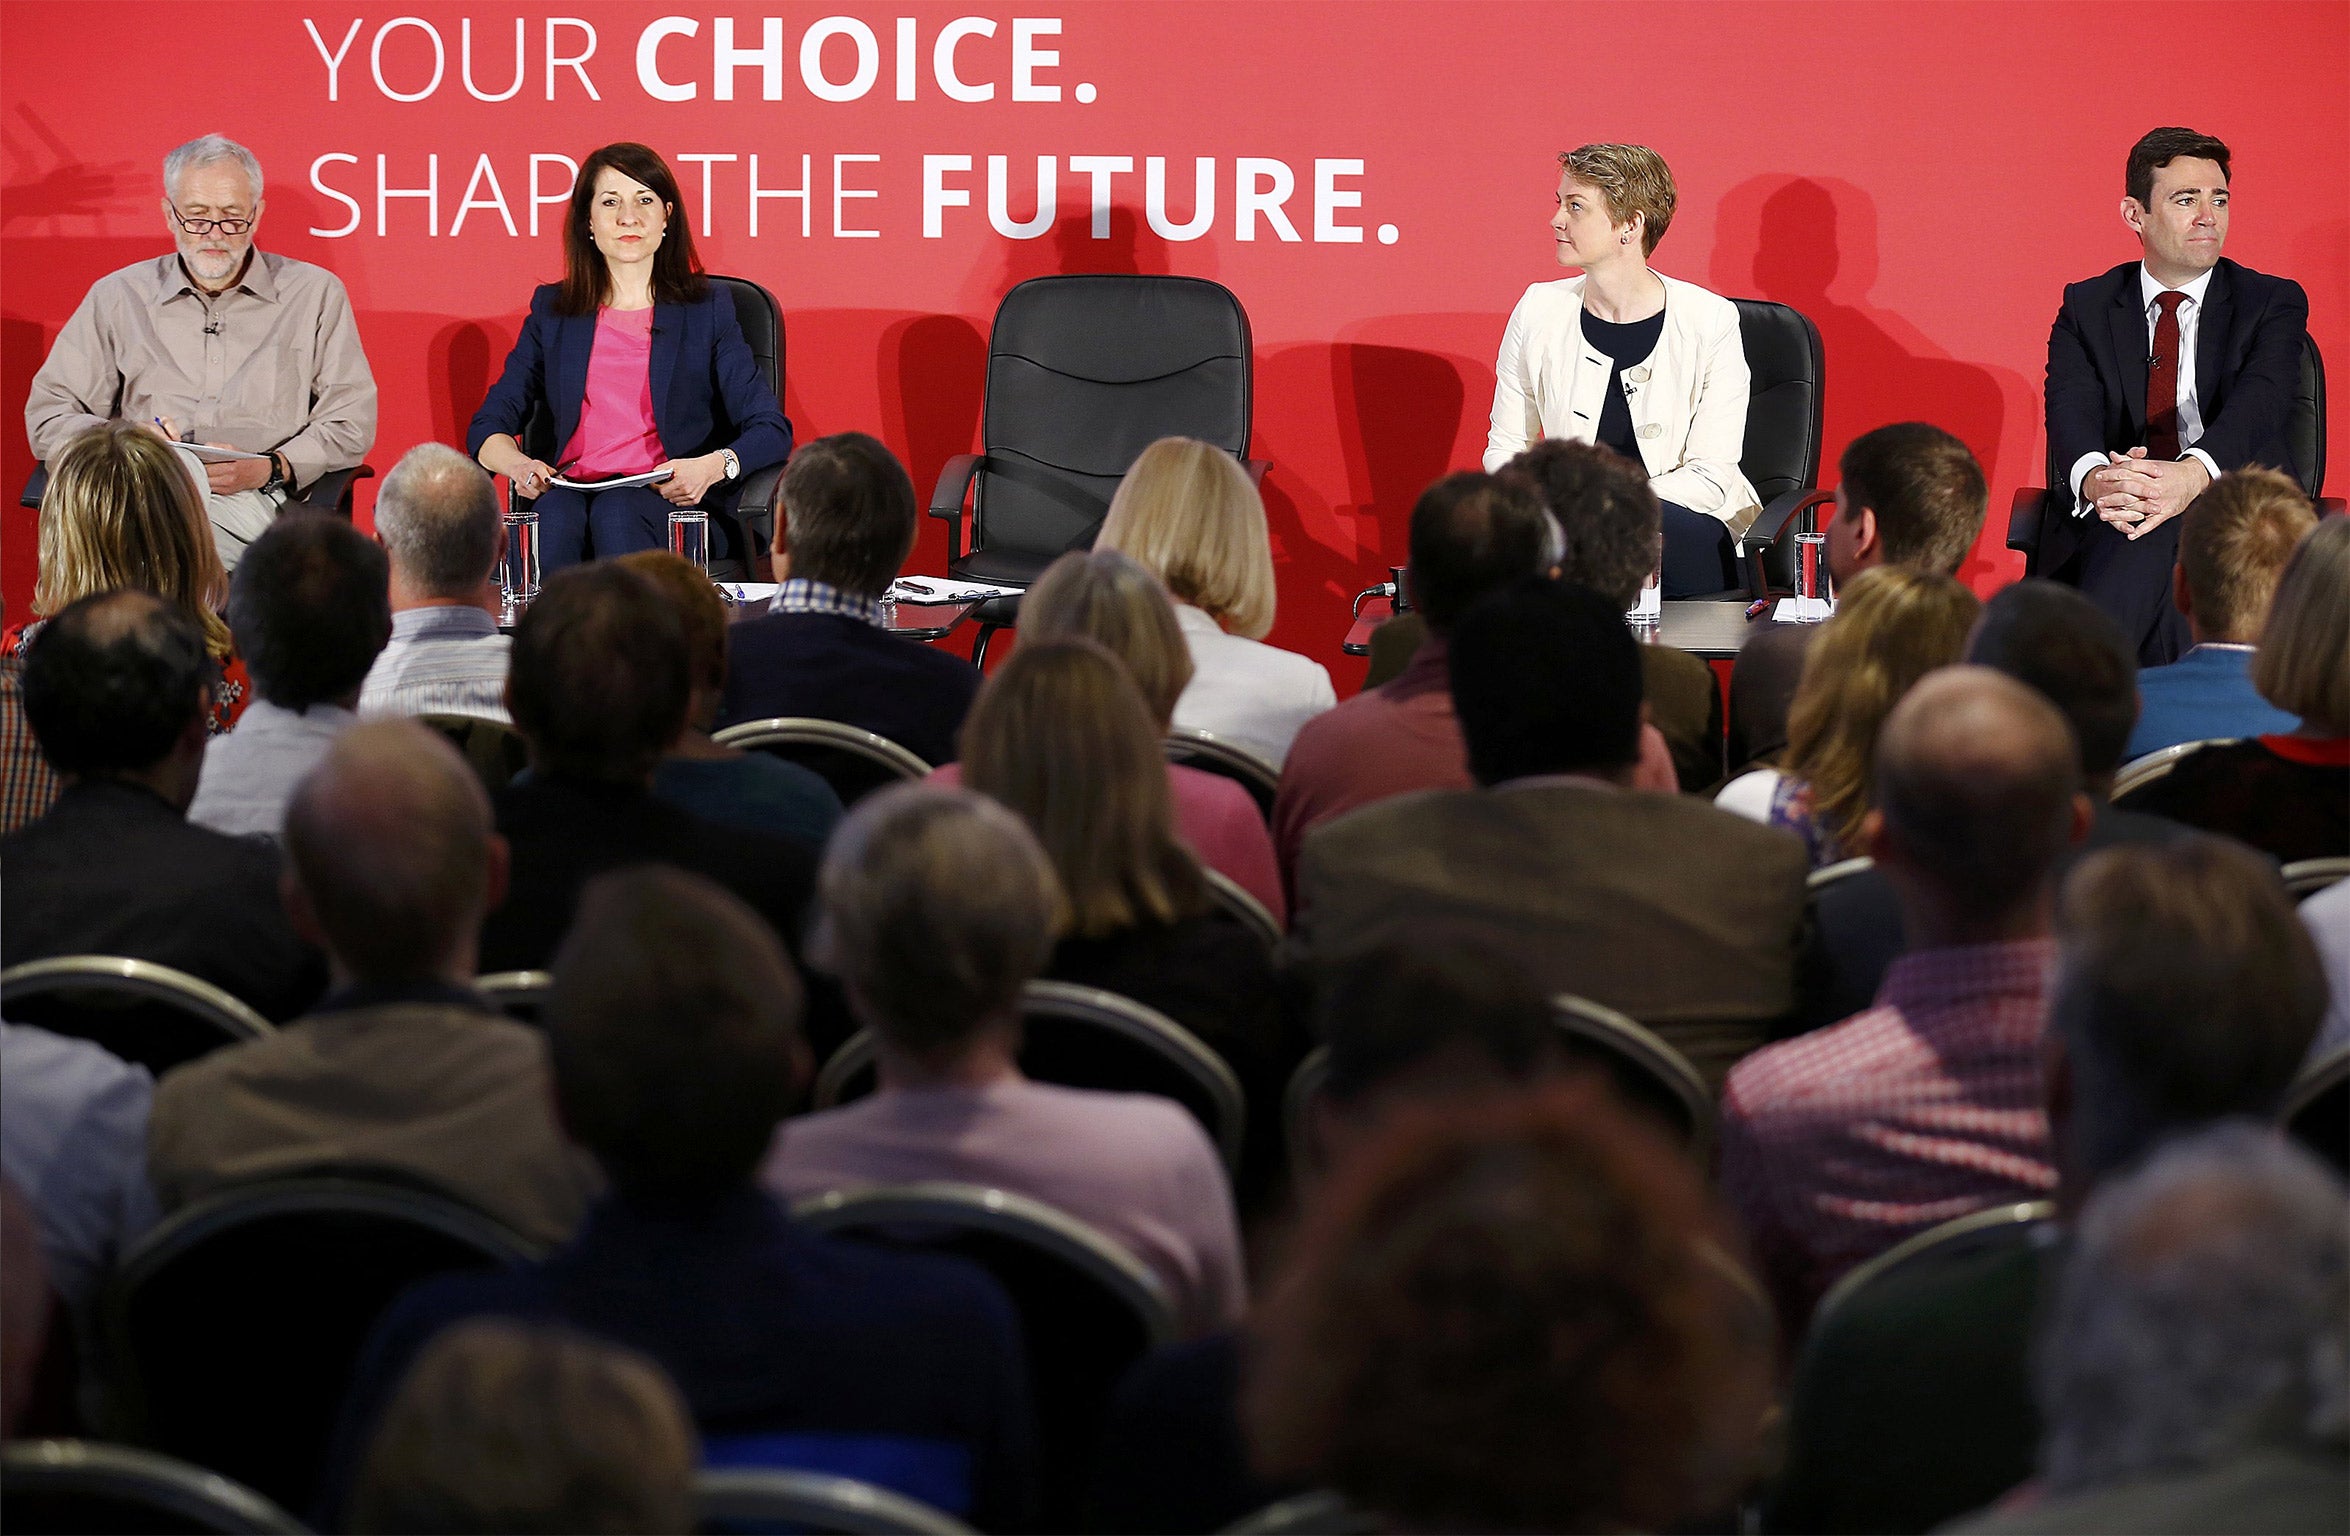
[264,453,291,493]
[720,448,741,481]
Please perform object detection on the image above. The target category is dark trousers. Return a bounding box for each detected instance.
[1661,499,1740,598]
[533,483,674,572]
[2073,512,2191,666]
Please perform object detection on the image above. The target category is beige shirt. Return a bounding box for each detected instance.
[26,252,377,490]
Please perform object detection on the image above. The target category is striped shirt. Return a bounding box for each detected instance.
[769,578,884,627]
[360,606,512,723]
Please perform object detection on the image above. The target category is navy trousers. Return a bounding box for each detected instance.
[533,483,674,572]
[1661,498,1741,598]
[2073,512,2191,667]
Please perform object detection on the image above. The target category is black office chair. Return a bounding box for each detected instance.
[101,1176,544,1515]
[504,274,786,577]
[794,1182,1177,1532]
[19,462,371,520]
[928,275,1263,665]
[0,1440,309,1535]
[1164,727,1281,822]
[2283,1045,2347,1177]
[0,956,274,1076]
[2009,334,2342,576]
[711,716,930,806]
[694,1467,974,1535]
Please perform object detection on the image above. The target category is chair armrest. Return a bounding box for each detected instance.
[926,453,986,561]
[289,464,375,518]
[2317,496,2346,519]
[20,464,48,511]
[2007,486,2054,555]
[1243,458,1270,489]
[1741,487,1833,601]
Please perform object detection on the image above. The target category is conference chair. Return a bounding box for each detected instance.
[1204,868,1283,948]
[811,980,1247,1177]
[1809,1200,2058,1336]
[0,955,273,1076]
[1729,298,1831,601]
[0,1440,309,1536]
[927,275,1263,665]
[504,274,786,576]
[419,712,528,793]
[101,1175,544,1515]
[2283,1044,2346,1177]
[794,1181,1177,1532]
[2108,737,2236,805]
[2007,334,2342,577]
[694,1468,974,1536]
[18,463,373,521]
[2281,857,2350,901]
[474,969,553,1023]
[1165,727,1281,822]
[713,716,929,806]
[1553,993,1716,1156]
[1221,1490,1378,1535]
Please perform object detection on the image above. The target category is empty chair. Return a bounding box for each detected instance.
[794,1181,1176,1532]
[713,716,929,807]
[1164,728,1281,822]
[695,1467,974,1536]
[100,1177,543,1515]
[1552,993,1715,1154]
[0,956,272,1077]
[0,1440,308,1536]
[2283,1045,2347,1176]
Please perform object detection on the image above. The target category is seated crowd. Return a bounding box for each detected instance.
[1,413,2344,1536]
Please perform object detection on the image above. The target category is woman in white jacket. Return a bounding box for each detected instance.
[1485,143,1761,596]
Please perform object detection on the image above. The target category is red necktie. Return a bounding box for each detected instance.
[2146,290,2187,460]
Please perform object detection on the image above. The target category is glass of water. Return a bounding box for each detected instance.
[669,508,711,572]
[1625,557,1662,626]
[1794,531,1831,619]
[499,508,541,617]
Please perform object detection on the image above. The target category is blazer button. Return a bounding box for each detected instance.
[1626,365,1652,383]
[1638,422,1662,440]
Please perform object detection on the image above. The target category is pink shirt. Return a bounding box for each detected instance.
[558,306,663,475]
[927,762,1285,925]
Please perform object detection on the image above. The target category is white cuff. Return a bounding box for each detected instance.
[2183,447,2220,482]
[2068,452,2107,518]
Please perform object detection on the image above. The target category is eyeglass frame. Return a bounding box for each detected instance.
[168,202,256,237]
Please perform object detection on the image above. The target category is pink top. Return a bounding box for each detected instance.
[557,306,663,475]
[927,761,1285,924]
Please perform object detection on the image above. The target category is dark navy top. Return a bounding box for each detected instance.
[1582,307,1667,465]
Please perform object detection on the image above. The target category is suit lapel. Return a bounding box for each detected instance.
[2108,275,2149,436]
[2194,261,2232,422]
[649,302,681,445]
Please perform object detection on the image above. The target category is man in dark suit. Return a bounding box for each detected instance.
[2044,126,2311,666]
[1291,579,1808,1089]
[718,433,979,767]
[2,591,324,1020]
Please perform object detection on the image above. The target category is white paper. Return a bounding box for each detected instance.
[885,577,1022,602]
[548,467,673,492]
[177,443,272,463]
[719,582,780,605]
[1773,596,1837,623]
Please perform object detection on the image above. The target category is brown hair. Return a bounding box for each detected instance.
[2126,127,2231,208]
[2178,468,2318,643]
[2251,514,2350,734]
[779,432,918,598]
[1559,143,1678,256]
[508,564,691,785]
[1784,567,1980,858]
[1837,423,1988,577]
[961,638,1207,938]
[557,143,709,316]
[35,421,232,659]
[1017,549,1195,727]
[617,550,728,695]
[1245,1082,1771,1533]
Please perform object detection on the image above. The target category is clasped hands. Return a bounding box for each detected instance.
[2084,448,2210,541]
[506,450,727,506]
[145,415,274,496]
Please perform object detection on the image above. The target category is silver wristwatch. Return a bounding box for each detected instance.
[720,448,741,481]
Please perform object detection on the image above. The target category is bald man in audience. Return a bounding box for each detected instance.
[148,720,599,1246]
[1722,668,2087,1331]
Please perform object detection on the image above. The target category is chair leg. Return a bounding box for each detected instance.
[971,623,1001,670]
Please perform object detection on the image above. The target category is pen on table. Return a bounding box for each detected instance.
[1745,597,1773,619]
[897,579,938,596]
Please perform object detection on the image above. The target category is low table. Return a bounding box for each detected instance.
[503,584,979,642]
[1342,595,1793,663]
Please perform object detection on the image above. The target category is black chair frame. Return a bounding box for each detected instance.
[0,1439,310,1535]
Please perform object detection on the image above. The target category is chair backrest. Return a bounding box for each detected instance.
[793,1182,1176,1530]
[1164,728,1280,822]
[0,956,274,1076]
[1811,1200,2058,1335]
[2283,1044,2348,1177]
[2109,738,2237,804]
[2281,857,2350,901]
[2286,334,2327,496]
[419,712,529,793]
[1220,1489,1379,1535]
[1806,855,1876,895]
[812,980,1247,1175]
[1203,868,1283,948]
[713,716,930,805]
[1551,993,1715,1155]
[972,275,1253,563]
[474,969,554,1024]
[101,1177,544,1515]
[694,1467,975,1536]
[1731,299,1826,510]
[0,1440,309,1535]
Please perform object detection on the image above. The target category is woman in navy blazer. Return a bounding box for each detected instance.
[468,142,791,571]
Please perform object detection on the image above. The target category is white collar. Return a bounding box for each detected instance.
[1173,602,1226,637]
[2139,263,2215,312]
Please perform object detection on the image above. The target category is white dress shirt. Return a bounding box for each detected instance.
[359,605,513,723]
[187,698,358,839]
[0,1022,160,1312]
[2069,264,2222,512]
[1168,603,1336,768]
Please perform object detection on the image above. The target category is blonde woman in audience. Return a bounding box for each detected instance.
[1096,437,1334,765]
[1715,567,1981,866]
[7,420,249,730]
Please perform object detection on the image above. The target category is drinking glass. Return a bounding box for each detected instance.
[669,508,711,572]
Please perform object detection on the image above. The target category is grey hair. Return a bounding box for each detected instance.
[375,444,501,596]
[2034,1122,2349,1495]
[164,134,264,202]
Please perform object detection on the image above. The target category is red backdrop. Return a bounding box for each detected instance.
[5,1,2345,680]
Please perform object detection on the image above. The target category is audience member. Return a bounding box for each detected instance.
[25,133,376,568]
[765,784,1247,1335]
[3,591,323,1020]
[2124,513,2349,860]
[1770,835,2327,1534]
[1244,1081,1773,1534]
[0,1024,158,1317]
[957,640,1290,1132]
[6,420,251,730]
[1799,580,2198,1031]
[481,562,817,973]
[1097,437,1335,765]
[1091,931,1565,1534]
[340,867,1034,1528]
[1291,578,1807,1088]
[718,432,978,766]
[1716,566,1980,865]
[1,634,63,834]
[187,512,391,838]
[618,551,841,847]
[150,721,600,1246]
[1953,1125,2347,1534]
[360,443,513,722]
[1274,473,1540,893]
[1723,668,2084,1330]
[1730,423,1989,767]
[349,1320,696,1536]
[2304,879,2350,1061]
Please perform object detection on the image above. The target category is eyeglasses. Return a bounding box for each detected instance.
[169,203,254,236]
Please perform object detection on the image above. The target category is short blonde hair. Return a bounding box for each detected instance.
[1018,549,1195,727]
[1559,144,1677,256]
[35,421,232,660]
[2252,515,2350,734]
[616,550,728,693]
[1097,438,1276,640]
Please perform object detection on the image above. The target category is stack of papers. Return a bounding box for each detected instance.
[1772,596,1837,623]
[885,578,1022,602]
[550,467,672,492]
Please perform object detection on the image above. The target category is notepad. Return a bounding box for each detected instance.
[177,443,273,463]
[1773,596,1837,623]
[548,467,674,492]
